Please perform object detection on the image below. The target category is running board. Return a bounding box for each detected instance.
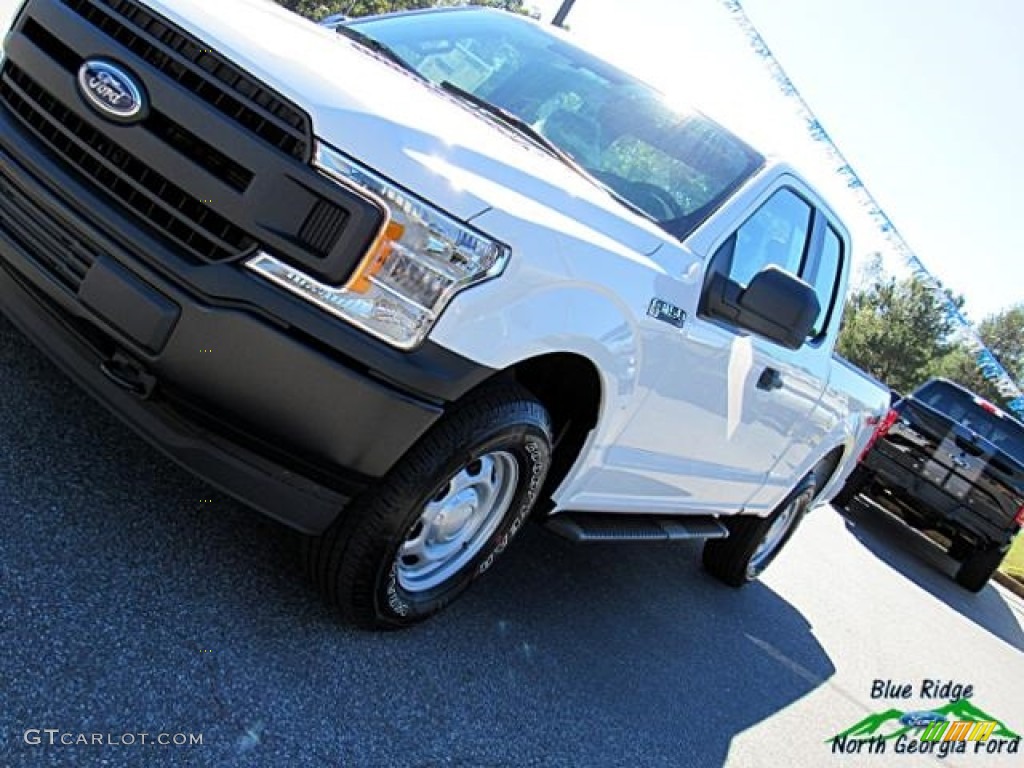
[544,513,730,543]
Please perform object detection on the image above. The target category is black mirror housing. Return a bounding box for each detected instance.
[738,266,820,349]
[705,266,820,350]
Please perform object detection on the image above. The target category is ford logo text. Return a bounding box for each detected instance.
[77,60,146,123]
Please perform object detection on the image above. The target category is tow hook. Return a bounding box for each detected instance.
[100,353,157,399]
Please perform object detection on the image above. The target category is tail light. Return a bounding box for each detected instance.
[877,408,900,437]
[1015,504,1024,527]
[859,408,900,462]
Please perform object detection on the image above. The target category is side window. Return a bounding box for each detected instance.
[806,225,844,338]
[702,187,846,346]
[723,188,813,288]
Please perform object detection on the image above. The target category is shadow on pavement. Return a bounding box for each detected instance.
[837,496,1024,653]
[0,314,835,767]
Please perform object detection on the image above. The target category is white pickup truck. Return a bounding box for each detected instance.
[0,0,888,627]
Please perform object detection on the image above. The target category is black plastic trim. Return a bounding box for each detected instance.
[0,108,494,405]
[5,0,384,284]
[0,259,357,534]
[0,143,499,534]
[62,0,313,162]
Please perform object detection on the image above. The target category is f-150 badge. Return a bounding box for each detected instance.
[647,298,687,329]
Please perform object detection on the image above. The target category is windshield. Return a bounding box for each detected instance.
[915,381,1024,461]
[348,10,763,240]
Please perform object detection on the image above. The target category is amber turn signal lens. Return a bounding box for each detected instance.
[348,221,405,294]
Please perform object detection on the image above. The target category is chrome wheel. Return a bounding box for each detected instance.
[746,489,810,579]
[396,451,520,593]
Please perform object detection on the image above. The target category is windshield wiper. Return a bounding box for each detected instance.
[440,81,580,168]
[334,26,424,80]
[439,81,659,225]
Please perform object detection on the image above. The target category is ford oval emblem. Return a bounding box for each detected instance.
[77,59,147,123]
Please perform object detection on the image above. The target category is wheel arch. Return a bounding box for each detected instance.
[431,280,648,512]
[811,443,849,503]
[478,352,605,514]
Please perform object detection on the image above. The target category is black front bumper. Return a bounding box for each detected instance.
[0,124,490,535]
[0,0,495,534]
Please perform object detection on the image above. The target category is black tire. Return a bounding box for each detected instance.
[832,466,870,509]
[305,382,552,629]
[703,476,816,588]
[954,547,1004,593]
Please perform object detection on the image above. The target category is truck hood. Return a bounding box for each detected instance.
[145,0,670,257]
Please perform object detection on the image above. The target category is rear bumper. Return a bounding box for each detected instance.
[861,449,1012,548]
[0,128,491,535]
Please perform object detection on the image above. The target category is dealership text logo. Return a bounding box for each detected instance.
[829,680,1020,759]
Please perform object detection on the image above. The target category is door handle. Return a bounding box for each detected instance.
[757,367,784,391]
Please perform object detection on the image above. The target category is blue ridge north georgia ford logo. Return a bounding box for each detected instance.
[77,59,146,123]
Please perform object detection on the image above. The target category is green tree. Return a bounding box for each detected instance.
[928,346,1001,403]
[977,305,1024,382]
[836,272,962,395]
[274,0,530,22]
[930,305,1024,407]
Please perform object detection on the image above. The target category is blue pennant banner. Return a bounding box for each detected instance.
[719,1,1024,419]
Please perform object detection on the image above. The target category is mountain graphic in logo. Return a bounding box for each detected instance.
[830,698,1020,742]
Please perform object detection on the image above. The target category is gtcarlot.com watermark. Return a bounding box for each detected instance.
[24,729,203,747]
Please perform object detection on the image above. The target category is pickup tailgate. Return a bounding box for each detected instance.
[875,390,1024,538]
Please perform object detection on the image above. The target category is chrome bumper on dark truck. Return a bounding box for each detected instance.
[0,0,491,534]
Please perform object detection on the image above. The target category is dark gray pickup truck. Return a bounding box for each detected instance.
[838,378,1024,591]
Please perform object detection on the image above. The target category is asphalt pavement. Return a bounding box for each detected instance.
[0,310,1022,768]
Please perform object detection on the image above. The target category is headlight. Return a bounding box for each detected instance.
[246,142,509,350]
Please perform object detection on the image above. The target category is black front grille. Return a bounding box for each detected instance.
[0,62,257,262]
[63,0,312,162]
[22,17,254,194]
[0,166,98,292]
[145,110,253,193]
[0,0,379,285]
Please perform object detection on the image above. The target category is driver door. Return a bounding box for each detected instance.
[604,184,833,515]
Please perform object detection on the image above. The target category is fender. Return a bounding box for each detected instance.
[431,253,647,451]
[430,205,696,501]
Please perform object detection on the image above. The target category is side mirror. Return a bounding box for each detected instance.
[319,13,349,29]
[705,266,820,350]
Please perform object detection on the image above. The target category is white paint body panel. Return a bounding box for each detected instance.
[142,0,889,518]
[142,0,668,256]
